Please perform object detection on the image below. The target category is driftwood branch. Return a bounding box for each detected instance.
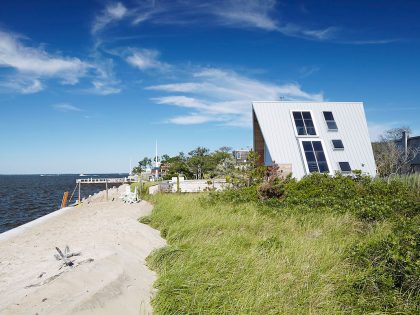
[55,247,74,267]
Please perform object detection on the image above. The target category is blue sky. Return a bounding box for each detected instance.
[0,0,419,174]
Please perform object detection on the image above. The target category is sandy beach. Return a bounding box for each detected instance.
[0,185,165,315]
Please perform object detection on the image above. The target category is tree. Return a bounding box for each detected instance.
[161,154,170,163]
[215,155,236,178]
[226,151,266,187]
[188,147,211,179]
[163,154,193,179]
[373,127,418,177]
[218,146,232,153]
[380,127,411,142]
[132,157,151,174]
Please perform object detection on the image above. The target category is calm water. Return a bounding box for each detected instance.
[0,174,129,234]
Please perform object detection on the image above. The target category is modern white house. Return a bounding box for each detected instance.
[253,101,377,179]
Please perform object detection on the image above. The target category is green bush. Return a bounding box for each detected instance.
[257,177,287,200]
[205,185,259,205]
[342,215,420,313]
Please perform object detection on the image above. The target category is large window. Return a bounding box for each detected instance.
[293,111,316,136]
[302,140,329,173]
[323,111,338,130]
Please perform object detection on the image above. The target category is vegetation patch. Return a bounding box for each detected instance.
[144,173,419,314]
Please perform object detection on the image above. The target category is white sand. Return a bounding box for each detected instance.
[0,185,165,315]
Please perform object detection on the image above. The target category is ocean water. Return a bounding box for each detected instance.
[0,174,129,234]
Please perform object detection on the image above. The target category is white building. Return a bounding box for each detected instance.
[253,101,377,179]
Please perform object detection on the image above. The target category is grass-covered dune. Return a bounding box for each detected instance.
[142,174,419,314]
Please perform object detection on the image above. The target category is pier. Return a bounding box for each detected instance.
[75,177,136,203]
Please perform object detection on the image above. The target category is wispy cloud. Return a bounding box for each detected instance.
[340,38,400,45]
[53,103,82,112]
[148,67,323,126]
[299,65,320,78]
[126,0,337,41]
[0,77,44,94]
[92,2,128,34]
[125,48,170,71]
[0,30,89,89]
[212,0,279,31]
[89,57,121,95]
[21,79,43,94]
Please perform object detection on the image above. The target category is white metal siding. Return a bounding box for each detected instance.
[252,101,377,179]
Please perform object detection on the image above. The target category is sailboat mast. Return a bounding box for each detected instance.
[155,140,158,167]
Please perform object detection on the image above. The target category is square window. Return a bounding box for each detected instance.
[326,121,338,130]
[339,162,351,173]
[323,111,334,121]
[332,140,344,150]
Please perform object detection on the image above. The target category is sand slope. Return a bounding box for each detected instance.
[0,187,165,315]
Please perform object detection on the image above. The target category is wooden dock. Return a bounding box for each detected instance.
[76,177,135,184]
[76,177,136,203]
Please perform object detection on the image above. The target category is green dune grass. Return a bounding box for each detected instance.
[142,193,392,314]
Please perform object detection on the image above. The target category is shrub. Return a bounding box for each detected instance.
[205,185,259,205]
[343,215,420,313]
[258,177,286,200]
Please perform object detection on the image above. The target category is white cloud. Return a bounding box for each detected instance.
[0,77,44,94]
[91,80,121,95]
[89,57,121,95]
[299,65,320,78]
[53,103,82,112]
[0,31,87,80]
[148,67,323,126]
[127,0,336,41]
[92,2,128,34]
[169,114,220,125]
[213,0,279,31]
[125,49,170,71]
[153,96,208,109]
[21,79,43,94]
[0,30,89,93]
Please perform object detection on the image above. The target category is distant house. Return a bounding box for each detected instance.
[232,149,250,164]
[252,101,377,179]
[395,132,420,172]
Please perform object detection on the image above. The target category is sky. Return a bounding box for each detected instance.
[0,0,419,174]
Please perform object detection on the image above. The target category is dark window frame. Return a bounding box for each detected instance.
[292,110,317,136]
[338,162,352,173]
[301,140,330,174]
[323,111,338,131]
[332,139,344,150]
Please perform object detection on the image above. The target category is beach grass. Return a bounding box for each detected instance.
[389,173,420,196]
[143,193,390,314]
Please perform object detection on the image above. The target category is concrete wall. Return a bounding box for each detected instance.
[149,180,229,194]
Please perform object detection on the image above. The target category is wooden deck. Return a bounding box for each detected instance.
[75,177,137,203]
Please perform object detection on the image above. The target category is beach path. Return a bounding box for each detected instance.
[0,195,165,315]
